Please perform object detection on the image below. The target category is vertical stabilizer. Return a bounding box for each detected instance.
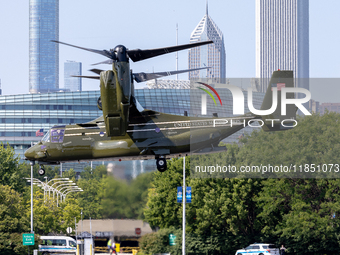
[260,70,296,131]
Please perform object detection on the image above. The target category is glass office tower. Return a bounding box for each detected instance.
[64,61,82,92]
[188,4,226,81]
[29,0,59,93]
[256,0,309,92]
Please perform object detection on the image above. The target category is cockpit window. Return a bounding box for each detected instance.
[42,131,50,142]
[51,129,65,143]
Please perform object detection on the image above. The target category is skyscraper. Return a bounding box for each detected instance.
[64,61,82,92]
[188,4,226,81]
[256,0,309,91]
[29,0,59,93]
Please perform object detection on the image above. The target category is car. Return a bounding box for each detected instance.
[235,243,280,255]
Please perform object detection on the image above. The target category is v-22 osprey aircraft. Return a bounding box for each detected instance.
[24,39,296,174]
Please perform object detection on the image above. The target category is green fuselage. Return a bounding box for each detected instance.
[24,111,255,164]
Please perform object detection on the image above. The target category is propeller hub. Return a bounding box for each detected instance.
[114,45,128,62]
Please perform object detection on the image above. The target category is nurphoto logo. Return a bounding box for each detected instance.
[199,83,311,117]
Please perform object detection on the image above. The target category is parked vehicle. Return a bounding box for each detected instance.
[39,236,76,255]
[235,243,280,255]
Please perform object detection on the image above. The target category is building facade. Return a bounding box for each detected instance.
[64,61,82,92]
[319,103,340,115]
[188,5,226,81]
[255,0,309,91]
[29,0,59,93]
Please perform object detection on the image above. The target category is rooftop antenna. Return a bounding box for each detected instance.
[206,0,208,16]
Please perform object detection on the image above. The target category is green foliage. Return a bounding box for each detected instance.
[29,188,81,235]
[258,179,340,254]
[80,165,107,180]
[76,177,104,219]
[74,165,154,219]
[0,185,31,254]
[143,113,340,255]
[145,158,188,228]
[0,144,25,192]
[100,172,154,219]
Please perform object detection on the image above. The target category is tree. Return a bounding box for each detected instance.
[258,179,340,255]
[31,189,61,235]
[129,172,154,219]
[76,177,104,219]
[143,113,340,254]
[0,185,31,255]
[0,144,25,192]
[144,158,264,254]
[59,198,82,235]
[144,158,187,228]
[80,165,107,180]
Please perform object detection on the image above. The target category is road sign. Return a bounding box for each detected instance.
[177,187,182,203]
[186,187,192,203]
[135,228,141,235]
[23,233,35,246]
[169,233,176,246]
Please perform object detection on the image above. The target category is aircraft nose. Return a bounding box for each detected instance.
[25,144,47,160]
[24,146,36,160]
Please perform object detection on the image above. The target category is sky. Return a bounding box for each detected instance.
[0,0,339,101]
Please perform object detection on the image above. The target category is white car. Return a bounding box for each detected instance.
[235,243,280,255]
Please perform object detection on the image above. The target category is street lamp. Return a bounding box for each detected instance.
[55,183,76,206]
[51,180,73,200]
[61,187,83,202]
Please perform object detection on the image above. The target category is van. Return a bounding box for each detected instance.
[39,236,77,255]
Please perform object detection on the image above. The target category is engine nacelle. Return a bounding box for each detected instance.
[100,62,131,136]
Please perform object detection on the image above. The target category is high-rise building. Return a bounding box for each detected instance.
[64,61,82,91]
[29,0,59,93]
[188,4,226,81]
[256,0,309,91]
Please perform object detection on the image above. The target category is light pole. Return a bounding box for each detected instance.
[30,161,34,233]
[182,156,186,255]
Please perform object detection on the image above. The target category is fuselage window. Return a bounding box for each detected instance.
[51,129,65,143]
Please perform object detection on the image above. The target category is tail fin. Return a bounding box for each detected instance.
[260,70,296,131]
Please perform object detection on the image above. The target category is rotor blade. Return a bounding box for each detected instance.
[92,59,114,65]
[127,40,214,62]
[71,75,100,80]
[51,40,115,60]
[133,66,211,83]
[89,69,103,75]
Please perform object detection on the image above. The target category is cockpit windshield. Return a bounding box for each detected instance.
[42,131,50,142]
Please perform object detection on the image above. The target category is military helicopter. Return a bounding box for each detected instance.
[24,39,296,174]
